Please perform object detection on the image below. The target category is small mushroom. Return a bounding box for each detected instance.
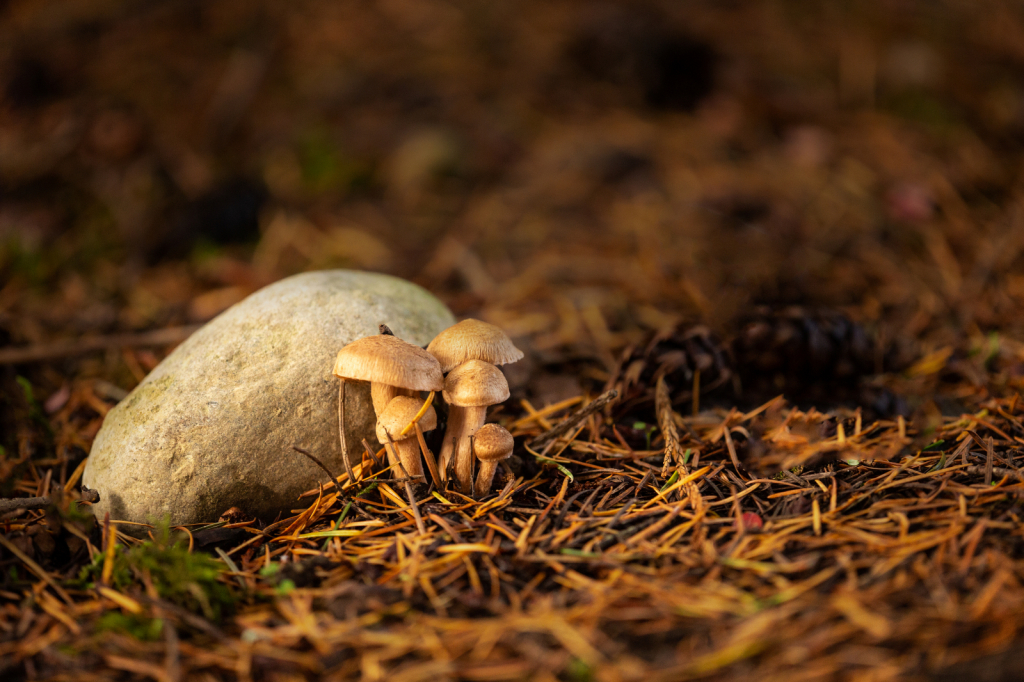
[440,359,509,493]
[472,423,514,497]
[333,334,444,416]
[332,333,444,478]
[376,396,437,482]
[426,319,524,374]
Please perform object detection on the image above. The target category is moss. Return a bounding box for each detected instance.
[73,520,235,622]
[564,658,595,682]
[97,612,165,641]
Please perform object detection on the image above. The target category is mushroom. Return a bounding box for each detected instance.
[376,396,437,482]
[440,359,509,492]
[332,333,444,478]
[472,423,514,497]
[426,319,522,490]
[426,319,524,373]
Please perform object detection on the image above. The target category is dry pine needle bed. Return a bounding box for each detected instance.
[3,320,1024,682]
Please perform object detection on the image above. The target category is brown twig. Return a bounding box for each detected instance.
[529,389,618,450]
[362,438,385,469]
[964,464,1024,481]
[291,446,341,488]
[985,437,994,486]
[0,488,99,514]
[0,326,200,365]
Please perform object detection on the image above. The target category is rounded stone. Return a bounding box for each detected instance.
[83,270,455,530]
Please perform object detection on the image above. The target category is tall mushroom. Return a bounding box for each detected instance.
[427,318,524,373]
[441,359,509,492]
[376,396,437,482]
[427,319,522,488]
[472,423,514,497]
[333,333,444,478]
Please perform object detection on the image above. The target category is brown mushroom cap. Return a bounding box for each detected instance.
[376,396,437,442]
[472,423,514,462]
[333,334,444,392]
[442,359,510,407]
[427,319,524,373]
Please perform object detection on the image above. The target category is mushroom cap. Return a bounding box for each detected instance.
[333,334,444,392]
[443,359,510,407]
[427,319,524,373]
[472,423,514,463]
[376,396,437,442]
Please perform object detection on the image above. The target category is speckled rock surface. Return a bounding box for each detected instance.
[83,270,454,530]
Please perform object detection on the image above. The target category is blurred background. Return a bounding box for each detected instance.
[3,0,1024,411]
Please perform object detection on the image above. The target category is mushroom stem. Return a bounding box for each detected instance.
[371,383,415,416]
[475,460,500,497]
[437,407,465,482]
[382,437,401,472]
[338,380,355,482]
[395,438,425,481]
[381,430,425,482]
[453,405,487,493]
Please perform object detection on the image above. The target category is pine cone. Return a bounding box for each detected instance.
[731,306,878,383]
[730,306,907,415]
[607,308,907,418]
[608,324,731,409]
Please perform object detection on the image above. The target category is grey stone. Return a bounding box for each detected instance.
[83,270,454,531]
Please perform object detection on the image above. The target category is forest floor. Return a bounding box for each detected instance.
[5,1,1024,680]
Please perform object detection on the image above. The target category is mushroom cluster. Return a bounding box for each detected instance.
[331,319,520,498]
[427,319,522,495]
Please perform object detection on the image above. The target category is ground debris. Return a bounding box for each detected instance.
[3,1,1024,679]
